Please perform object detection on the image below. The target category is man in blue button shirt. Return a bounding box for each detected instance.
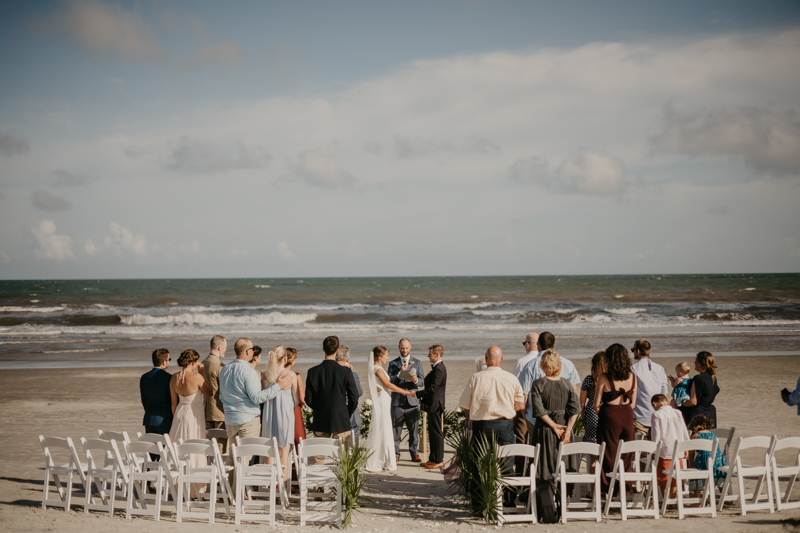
[220,337,293,443]
[782,377,800,416]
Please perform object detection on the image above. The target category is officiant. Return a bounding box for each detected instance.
[388,338,425,462]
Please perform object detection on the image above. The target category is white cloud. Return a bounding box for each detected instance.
[84,239,98,255]
[53,170,91,187]
[161,137,266,174]
[650,104,800,178]
[509,148,627,194]
[104,222,147,256]
[0,251,10,264]
[393,135,455,159]
[0,133,30,157]
[32,190,72,211]
[32,220,75,261]
[38,0,162,61]
[179,240,200,254]
[277,241,297,260]
[290,151,354,189]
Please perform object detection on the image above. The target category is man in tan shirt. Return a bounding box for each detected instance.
[459,345,525,507]
[202,335,227,452]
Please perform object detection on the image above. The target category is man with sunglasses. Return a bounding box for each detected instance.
[511,334,538,487]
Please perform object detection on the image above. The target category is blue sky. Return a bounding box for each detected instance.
[1,0,799,279]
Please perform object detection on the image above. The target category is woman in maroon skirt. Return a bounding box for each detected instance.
[285,347,307,444]
[594,343,637,491]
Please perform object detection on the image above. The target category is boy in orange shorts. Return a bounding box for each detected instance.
[650,394,689,499]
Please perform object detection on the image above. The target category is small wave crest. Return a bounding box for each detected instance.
[572,314,615,323]
[0,305,67,313]
[603,308,647,315]
[43,348,108,354]
[119,311,317,326]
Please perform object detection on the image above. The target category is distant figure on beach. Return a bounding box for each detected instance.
[202,335,227,452]
[417,344,447,469]
[336,346,363,444]
[388,338,425,462]
[668,362,692,406]
[219,337,292,442]
[594,343,637,490]
[169,348,212,468]
[781,376,800,415]
[459,346,525,507]
[365,345,415,472]
[305,336,359,453]
[650,393,690,501]
[140,348,173,436]
[261,345,297,474]
[678,351,720,428]
[517,332,580,428]
[630,339,667,440]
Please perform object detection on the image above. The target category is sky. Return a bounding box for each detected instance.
[1,0,799,279]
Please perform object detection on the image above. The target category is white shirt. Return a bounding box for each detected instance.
[651,405,690,459]
[631,357,668,426]
[512,350,538,378]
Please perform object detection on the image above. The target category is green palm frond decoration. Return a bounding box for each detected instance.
[330,443,374,529]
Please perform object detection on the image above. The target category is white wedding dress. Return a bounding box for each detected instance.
[364,354,397,472]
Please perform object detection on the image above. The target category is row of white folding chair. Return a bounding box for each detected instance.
[717,435,776,515]
[39,436,87,512]
[661,438,718,519]
[555,441,606,523]
[496,443,540,525]
[297,439,342,526]
[773,436,800,510]
[604,439,659,520]
[231,438,287,525]
[234,436,291,505]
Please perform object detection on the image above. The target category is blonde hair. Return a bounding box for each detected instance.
[676,361,690,374]
[265,345,287,385]
[540,349,562,377]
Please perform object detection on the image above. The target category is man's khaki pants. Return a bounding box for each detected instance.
[313,430,351,465]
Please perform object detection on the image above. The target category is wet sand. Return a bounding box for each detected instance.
[1,355,799,532]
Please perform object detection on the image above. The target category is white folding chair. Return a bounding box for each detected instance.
[497,443,540,524]
[38,436,87,511]
[710,427,736,464]
[231,440,287,525]
[772,437,800,510]
[555,442,605,523]
[298,443,342,526]
[137,433,180,503]
[124,441,165,520]
[661,439,717,519]
[81,437,123,516]
[718,435,776,515]
[603,439,659,520]
[174,442,219,523]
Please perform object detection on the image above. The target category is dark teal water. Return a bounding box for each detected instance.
[2,274,799,368]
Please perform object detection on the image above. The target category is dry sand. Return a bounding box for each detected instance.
[1,354,799,532]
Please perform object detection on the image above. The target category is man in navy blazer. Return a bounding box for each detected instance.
[417,344,447,468]
[140,348,173,435]
[387,338,425,462]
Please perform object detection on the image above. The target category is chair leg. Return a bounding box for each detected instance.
[619,476,628,521]
[65,472,73,511]
[560,467,568,524]
[737,470,747,516]
[176,477,183,523]
[155,475,162,521]
[676,475,685,519]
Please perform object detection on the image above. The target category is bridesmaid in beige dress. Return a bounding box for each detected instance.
[169,348,213,468]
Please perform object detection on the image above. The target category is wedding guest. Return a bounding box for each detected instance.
[140,348,173,436]
[459,346,525,506]
[630,339,667,440]
[668,362,692,406]
[388,338,425,462]
[336,346,363,444]
[219,338,292,443]
[512,333,538,477]
[594,343,637,491]
[251,345,263,378]
[579,351,606,445]
[201,335,227,453]
[285,347,307,444]
[305,336,359,453]
[530,350,580,497]
[417,344,447,469]
[262,345,296,474]
[475,357,487,372]
[679,351,720,427]
[687,415,727,498]
[650,393,690,501]
[169,349,212,468]
[781,375,800,415]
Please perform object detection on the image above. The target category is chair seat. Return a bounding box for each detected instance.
[504,477,533,487]
[562,473,596,483]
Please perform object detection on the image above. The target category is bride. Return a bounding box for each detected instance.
[364,345,414,472]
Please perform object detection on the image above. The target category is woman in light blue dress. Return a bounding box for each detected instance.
[261,345,296,475]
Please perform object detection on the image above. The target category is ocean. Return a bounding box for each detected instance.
[1,274,799,369]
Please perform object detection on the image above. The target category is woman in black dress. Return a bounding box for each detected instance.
[679,351,720,427]
[530,350,580,488]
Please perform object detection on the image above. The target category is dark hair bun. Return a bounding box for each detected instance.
[177,348,199,368]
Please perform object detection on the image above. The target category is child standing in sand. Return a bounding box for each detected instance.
[650,393,689,501]
[668,362,692,406]
[687,415,726,498]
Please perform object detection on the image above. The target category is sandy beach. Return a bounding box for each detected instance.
[1,354,799,532]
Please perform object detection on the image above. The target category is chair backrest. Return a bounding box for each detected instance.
[559,441,603,458]
[730,435,777,466]
[498,443,540,460]
[98,430,131,445]
[618,439,658,456]
[298,437,339,448]
[39,435,75,469]
[710,427,735,458]
[206,428,227,440]
[81,437,122,472]
[672,437,716,456]
[181,438,213,445]
[236,436,272,446]
[174,442,216,469]
[232,443,276,466]
[773,437,800,467]
[298,444,339,461]
[124,441,163,473]
[138,433,178,467]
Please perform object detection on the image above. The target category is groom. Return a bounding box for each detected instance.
[417,344,447,469]
[388,338,425,462]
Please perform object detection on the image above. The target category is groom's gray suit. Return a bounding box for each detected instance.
[387,355,425,459]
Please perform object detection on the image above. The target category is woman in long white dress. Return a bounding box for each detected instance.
[365,345,414,472]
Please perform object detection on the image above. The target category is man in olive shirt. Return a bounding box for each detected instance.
[202,335,227,452]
